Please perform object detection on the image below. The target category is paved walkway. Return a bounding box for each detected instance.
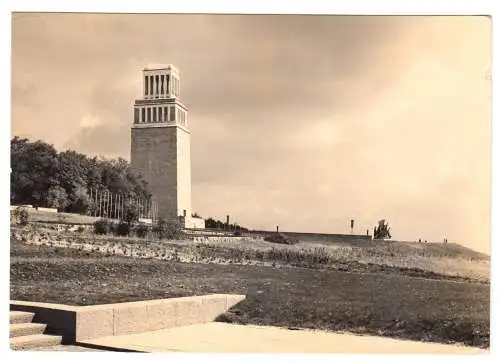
[81,322,486,354]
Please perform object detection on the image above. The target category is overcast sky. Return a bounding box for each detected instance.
[11,14,491,253]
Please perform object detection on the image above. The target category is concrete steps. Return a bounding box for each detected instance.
[10,310,63,350]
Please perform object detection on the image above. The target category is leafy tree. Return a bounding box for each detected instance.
[10,137,151,213]
[68,185,90,214]
[46,185,69,210]
[11,137,59,206]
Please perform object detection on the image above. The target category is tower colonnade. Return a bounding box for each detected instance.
[143,68,180,99]
[133,104,187,127]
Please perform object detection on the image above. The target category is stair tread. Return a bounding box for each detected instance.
[9,311,35,324]
[10,334,62,350]
[10,322,46,329]
[10,322,47,337]
[10,334,60,342]
[10,311,34,317]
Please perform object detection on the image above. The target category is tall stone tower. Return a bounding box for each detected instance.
[130,65,194,225]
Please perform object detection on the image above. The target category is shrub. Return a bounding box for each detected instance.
[115,221,131,236]
[76,226,85,233]
[153,218,186,240]
[93,219,109,235]
[264,232,298,245]
[233,231,242,236]
[12,207,29,227]
[135,223,149,238]
[123,206,139,224]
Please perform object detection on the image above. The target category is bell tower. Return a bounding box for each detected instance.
[130,64,191,224]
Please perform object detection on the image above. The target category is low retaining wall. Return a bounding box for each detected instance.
[250,230,372,243]
[11,294,245,342]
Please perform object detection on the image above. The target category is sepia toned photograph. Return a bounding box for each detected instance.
[8,11,491,354]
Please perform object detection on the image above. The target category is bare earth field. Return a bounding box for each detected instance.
[10,225,490,349]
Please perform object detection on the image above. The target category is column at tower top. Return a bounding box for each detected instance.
[143,64,180,100]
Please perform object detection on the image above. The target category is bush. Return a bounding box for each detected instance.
[135,223,149,238]
[264,232,298,245]
[12,207,29,227]
[153,218,186,240]
[115,221,131,236]
[93,219,109,235]
[123,207,139,224]
[233,231,242,236]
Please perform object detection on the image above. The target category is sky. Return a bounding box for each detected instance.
[11,14,491,253]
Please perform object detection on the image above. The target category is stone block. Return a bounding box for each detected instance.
[113,303,148,335]
[145,300,177,331]
[226,294,246,309]
[174,296,203,326]
[76,308,114,341]
[201,295,228,323]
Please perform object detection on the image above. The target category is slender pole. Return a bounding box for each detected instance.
[113,193,116,219]
[93,188,97,217]
[99,190,102,217]
[109,192,113,219]
[89,188,93,216]
[119,194,122,221]
[105,192,108,218]
[103,192,107,218]
[117,194,121,220]
[109,192,112,218]
[103,191,107,218]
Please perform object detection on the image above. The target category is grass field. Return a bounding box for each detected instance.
[10,227,490,348]
[11,208,99,225]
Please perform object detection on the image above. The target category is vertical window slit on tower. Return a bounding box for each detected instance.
[141,108,145,123]
[147,107,151,123]
[170,106,175,121]
[149,76,154,96]
[159,107,162,122]
[166,75,170,95]
[164,106,168,122]
[153,107,157,122]
[160,75,164,95]
[145,76,149,95]
[134,108,139,123]
[155,75,159,96]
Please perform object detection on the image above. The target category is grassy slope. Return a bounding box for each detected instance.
[10,234,489,348]
[11,209,98,225]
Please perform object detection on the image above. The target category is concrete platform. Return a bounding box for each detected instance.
[80,322,487,354]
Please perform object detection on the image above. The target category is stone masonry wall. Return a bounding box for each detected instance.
[131,126,178,221]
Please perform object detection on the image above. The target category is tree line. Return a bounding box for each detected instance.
[204,217,249,232]
[10,136,151,214]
